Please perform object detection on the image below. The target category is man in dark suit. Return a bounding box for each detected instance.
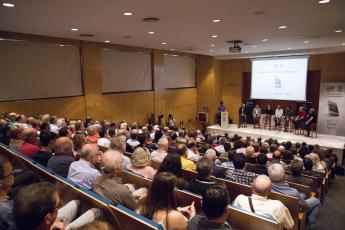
[238,103,247,128]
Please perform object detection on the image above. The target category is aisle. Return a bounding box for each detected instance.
[316,172,345,230]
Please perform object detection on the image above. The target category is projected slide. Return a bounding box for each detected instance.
[251,57,308,101]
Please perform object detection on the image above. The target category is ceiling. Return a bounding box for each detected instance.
[1,0,345,59]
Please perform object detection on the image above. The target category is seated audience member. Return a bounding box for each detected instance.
[177,144,196,171]
[68,144,102,189]
[269,149,282,165]
[220,142,231,158]
[303,158,323,187]
[306,153,325,174]
[280,151,294,170]
[9,126,22,150]
[47,137,75,177]
[274,105,284,128]
[18,128,40,158]
[268,163,321,229]
[247,153,268,176]
[58,127,72,138]
[205,149,225,178]
[234,175,294,229]
[97,127,110,150]
[73,133,86,153]
[157,153,188,190]
[13,182,102,230]
[245,146,256,164]
[187,140,201,161]
[110,136,131,169]
[286,159,314,188]
[126,130,140,152]
[86,124,99,144]
[225,153,257,185]
[138,172,196,230]
[188,157,216,196]
[33,131,54,166]
[188,183,231,230]
[214,137,227,155]
[221,149,235,169]
[293,107,306,129]
[0,155,15,229]
[127,147,156,179]
[150,137,169,162]
[94,150,146,210]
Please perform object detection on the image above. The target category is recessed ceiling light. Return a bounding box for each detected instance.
[71,28,79,31]
[2,3,15,7]
[262,38,269,42]
[210,50,214,52]
[252,45,257,48]
[170,48,175,51]
[59,44,64,47]
[245,51,249,53]
[0,38,4,41]
[335,30,342,33]
[210,44,215,47]
[161,42,167,45]
[212,19,221,23]
[304,40,309,44]
[148,31,155,34]
[123,12,133,16]
[287,47,292,50]
[211,35,218,38]
[104,40,110,43]
[318,0,330,3]
[342,43,345,46]
[278,25,287,29]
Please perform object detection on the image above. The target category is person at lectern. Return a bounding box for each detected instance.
[217,101,226,125]
[274,105,284,128]
[238,103,247,128]
[305,108,316,137]
[293,107,306,129]
[252,104,261,126]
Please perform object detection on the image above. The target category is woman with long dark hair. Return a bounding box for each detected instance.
[137,172,195,230]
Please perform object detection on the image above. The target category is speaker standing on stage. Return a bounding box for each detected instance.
[274,105,284,128]
[305,108,316,137]
[252,104,261,126]
[217,101,226,125]
[238,103,247,128]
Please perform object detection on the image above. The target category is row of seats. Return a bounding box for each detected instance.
[0,143,283,230]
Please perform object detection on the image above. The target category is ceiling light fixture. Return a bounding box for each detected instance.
[335,30,342,33]
[161,42,167,45]
[210,50,214,52]
[262,38,269,42]
[211,44,215,47]
[123,12,133,16]
[0,38,4,40]
[287,47,292,50]
[278,25,287,29]
[105,40,110,43]
[148,31,155,34]
[2,2,15,7]
[304,40,309,44]
[318,0,330,3]
[59,44,65,47]
[170,48,175,51]
[252,45,257,48]
[71,28,79,31]
[342,43,345,46]
[212,19,221,23]
[211,35,218,38]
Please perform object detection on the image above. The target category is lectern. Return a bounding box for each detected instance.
[221,111,228,128]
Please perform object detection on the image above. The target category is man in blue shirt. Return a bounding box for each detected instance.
[268,163,321,230]
[67,143,102,189]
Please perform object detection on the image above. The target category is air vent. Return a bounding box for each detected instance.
[80,34,94,37]
[142,17,160,22]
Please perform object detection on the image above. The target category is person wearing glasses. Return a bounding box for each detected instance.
[67,143,102,189]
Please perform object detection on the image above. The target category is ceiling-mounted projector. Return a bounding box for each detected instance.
[227,40,243,53]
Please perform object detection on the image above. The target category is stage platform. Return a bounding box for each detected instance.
[207,124,345,161]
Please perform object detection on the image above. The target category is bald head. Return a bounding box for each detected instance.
[268,163,285,182]
[21,128,38,144]
[80,143,99,160]
[101,150,123,175]
[252,175,271,197]
[55,137,73,154]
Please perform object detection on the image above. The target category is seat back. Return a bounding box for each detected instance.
[228,206,282,230]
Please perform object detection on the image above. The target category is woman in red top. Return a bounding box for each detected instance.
[293,107,306,129]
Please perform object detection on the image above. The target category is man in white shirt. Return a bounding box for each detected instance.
[67,143,102,189]
[274,105,284,128]
[233,175,294,229]
[150,137,168,162]
[187,140,201,161]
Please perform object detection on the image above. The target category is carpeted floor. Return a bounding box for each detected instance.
[315,172,345,230]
